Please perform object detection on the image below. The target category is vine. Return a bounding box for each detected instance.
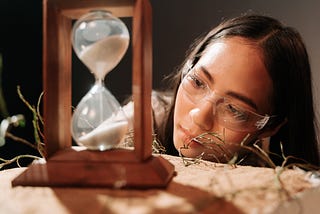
[0,86,44,169]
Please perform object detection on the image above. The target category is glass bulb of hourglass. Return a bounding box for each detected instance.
[71,10,130,151]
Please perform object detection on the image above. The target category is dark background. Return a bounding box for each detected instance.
[0,0,319,168]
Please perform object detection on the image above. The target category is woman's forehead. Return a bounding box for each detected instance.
[199,37,262,66]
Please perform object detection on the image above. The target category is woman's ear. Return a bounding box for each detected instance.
[258,118,287,139]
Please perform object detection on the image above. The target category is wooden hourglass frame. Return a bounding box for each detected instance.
[12,0,175,188]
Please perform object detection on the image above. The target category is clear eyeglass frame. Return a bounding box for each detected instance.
[180,68,277,133]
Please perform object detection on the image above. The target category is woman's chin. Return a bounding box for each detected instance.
[178,146,229,163]
[174,137,231,162]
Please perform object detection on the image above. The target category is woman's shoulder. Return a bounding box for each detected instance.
[151,90,174,128]
[122,90,174,129]
[151,90,174,109]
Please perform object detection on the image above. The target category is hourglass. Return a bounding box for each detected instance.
[12,0,174,188]
[71,10,129,151]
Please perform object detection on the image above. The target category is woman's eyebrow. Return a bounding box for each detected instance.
[226,91,258,110]
[198,66,258,110]
[198,66,213,82]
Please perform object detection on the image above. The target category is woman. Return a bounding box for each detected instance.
[126,14,320,167]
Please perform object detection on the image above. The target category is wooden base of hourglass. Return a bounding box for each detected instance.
[11,0,175,188]
[12,148,175,188]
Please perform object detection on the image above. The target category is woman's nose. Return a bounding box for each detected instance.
[189,101,215,131]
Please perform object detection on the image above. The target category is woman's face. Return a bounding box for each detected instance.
[173,37,274,162]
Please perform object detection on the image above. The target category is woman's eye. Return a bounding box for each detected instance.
[189,74,205,89]
[225,104,248,121]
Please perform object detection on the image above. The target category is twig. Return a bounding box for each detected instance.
[16,86,45,157]
[5,132,40,150]
[152,133,166,154]
[0,154,41,169]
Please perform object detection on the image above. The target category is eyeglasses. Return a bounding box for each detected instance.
[180,68,276,132]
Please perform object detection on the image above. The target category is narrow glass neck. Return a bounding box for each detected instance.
[95,78,105,86]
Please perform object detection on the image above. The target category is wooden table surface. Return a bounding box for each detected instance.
[1,155,319,214]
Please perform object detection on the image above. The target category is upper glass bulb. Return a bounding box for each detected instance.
[72,10,130,80]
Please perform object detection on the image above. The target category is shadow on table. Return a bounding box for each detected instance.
[52,181,243,214]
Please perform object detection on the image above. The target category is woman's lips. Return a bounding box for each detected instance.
[180,125,204,148]
[186,139,205,149]
[180,125,222,150]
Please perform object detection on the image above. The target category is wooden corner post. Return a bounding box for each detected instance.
[12,0,175,188]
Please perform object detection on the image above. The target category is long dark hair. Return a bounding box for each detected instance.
[158,14,319,166]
